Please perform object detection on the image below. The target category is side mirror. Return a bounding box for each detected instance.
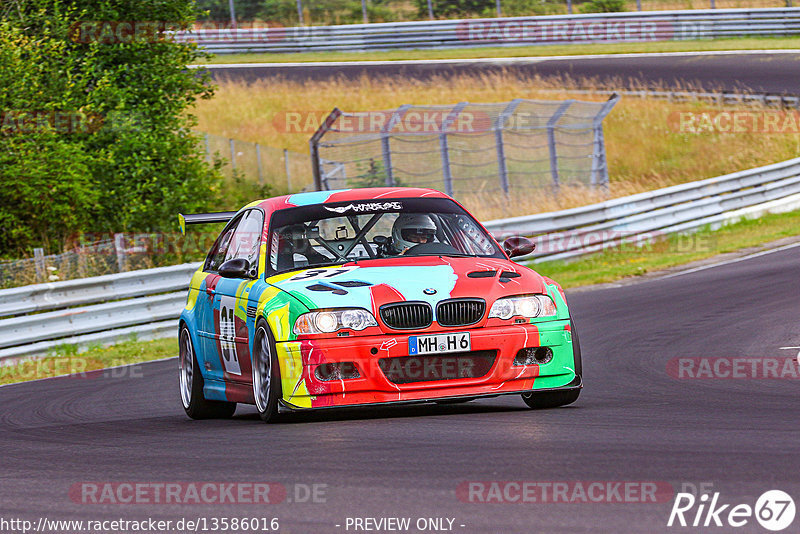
[218,258,252,278]
[503,236,536,259]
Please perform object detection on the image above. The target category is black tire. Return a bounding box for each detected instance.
[520,318,582,409]
[179,325,237,420]
[252,322,283,423]
[521,388,580,409]
[570,318,583,379]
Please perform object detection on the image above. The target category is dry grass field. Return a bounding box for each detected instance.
[194,72,800,220]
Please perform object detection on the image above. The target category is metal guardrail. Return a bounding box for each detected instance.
[0,263,200,361]
[175,8,800,54]
[484,157,800,261]
[2,155,800,361]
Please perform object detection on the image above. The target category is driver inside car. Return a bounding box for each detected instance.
[391,213,437,255]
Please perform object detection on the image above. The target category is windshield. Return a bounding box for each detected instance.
[268,197,504,274]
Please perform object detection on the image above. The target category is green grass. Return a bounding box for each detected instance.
[0,337,177,386]
[203,36,800,64]
[2,209,798,386]
[533,209,800,288]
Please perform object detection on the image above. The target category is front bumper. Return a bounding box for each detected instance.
[275,319,579,410]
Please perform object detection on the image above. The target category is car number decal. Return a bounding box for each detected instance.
[219,295,242,375]
[287,266,357,282]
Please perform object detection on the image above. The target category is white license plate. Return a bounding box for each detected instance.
[408,332,471,355]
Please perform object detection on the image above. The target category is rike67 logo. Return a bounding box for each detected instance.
[668,490,795,531]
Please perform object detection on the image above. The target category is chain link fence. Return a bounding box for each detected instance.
[310,95,618,200]
[200,132,313,193]
[0,236,157,289]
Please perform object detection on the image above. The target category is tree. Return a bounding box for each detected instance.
[0,0,224,255]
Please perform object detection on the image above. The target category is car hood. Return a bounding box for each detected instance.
[267,256,547,315]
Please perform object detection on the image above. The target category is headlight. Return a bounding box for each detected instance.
[293,308,378,335]
[488,295,556,320]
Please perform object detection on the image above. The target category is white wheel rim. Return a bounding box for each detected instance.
[253,327,272,413]
[179,329,193,409]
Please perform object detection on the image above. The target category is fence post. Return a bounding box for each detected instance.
[33,248,45,282]
[495,0,501,17]
[547,100,574,193]
[439,102,468,198]
[589,94,620,188]
[256,143,263,184]
[362,0,368,23]
[114,233,126,272]
[284,149,292,191]
[566,0,572,14]
[229,138,236,171]
[297,0,304,24]
[381,105,411,186]
[636,0,641,9]
[426,0,434,19]
[309,108,343,190]
[495,99,523,196]
[228,0,237,28]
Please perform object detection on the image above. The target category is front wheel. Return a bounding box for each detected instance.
[521,319,582,409]
[179,326,236,419]
[253,323,283,423]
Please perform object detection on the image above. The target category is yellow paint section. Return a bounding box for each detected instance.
[276,342,312,408]
[184,270,208,311]
[266,301,293,342]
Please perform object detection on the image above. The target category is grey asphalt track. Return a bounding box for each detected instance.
[206,52,800,94]
[1,244,798,533]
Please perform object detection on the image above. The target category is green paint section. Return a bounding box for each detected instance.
[530,319,578,390]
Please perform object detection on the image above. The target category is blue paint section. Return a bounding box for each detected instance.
[271,265,458,317]
[288,189,349,206]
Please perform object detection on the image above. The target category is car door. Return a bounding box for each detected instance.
[195,216,239,380]
[209,209,265,384]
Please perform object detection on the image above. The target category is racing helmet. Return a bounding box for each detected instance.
[392,213,437,252]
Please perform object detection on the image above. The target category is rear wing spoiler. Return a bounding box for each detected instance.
[178,211,237,235]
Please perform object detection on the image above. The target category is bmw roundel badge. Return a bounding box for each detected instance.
[423,288,437,295]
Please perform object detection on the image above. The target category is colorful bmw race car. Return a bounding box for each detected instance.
[178,187,582,422]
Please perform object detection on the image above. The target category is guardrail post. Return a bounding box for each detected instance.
[566,0,572,14]
[589,94,620,188]
[439,102,468,198]
[547,100,573,193]
[496,99,523,196]
[114,233,126,272]
[426,0,434,19]
[33,248,45,283]
[362,0,368,23]
[229,138,236,171]
[296,0,304,24]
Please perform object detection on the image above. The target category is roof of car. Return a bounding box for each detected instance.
[249,187,451,212]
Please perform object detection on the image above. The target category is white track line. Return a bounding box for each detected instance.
[193,49,800,69]
[658,240,800,280]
